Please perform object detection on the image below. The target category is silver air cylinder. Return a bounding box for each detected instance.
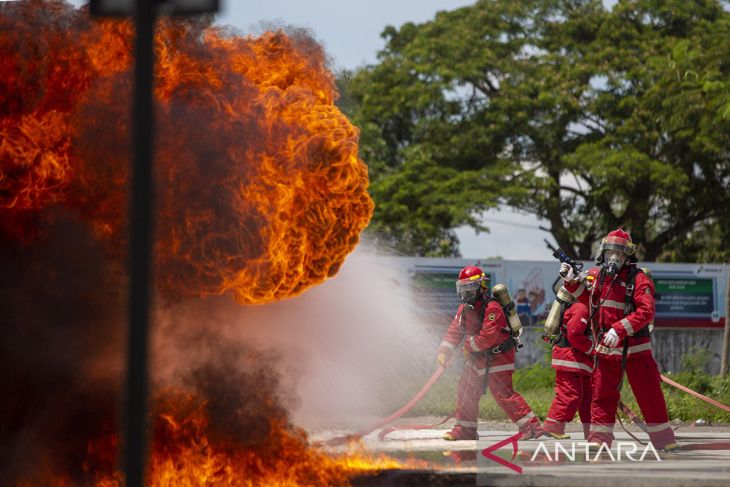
[544,286,576,336]
[492,284,522,337]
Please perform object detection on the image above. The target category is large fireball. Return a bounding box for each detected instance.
[0,0,374,304]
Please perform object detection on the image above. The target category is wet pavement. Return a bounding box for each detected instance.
[314,420,730,486]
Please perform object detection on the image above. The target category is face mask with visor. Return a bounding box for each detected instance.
[600,235,634,277]
[455,276,488,305]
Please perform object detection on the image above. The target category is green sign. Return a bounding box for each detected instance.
[412,271,496,291]
[412,269,496,320]
[412,272,460,290]
[655,277,714,315]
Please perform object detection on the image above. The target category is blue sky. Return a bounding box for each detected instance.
[216,1,473,71]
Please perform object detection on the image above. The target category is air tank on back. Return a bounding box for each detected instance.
[543,286,576,336]
[491,284,522,337]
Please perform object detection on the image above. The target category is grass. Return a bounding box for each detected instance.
[404,353,730,424]
[405,361,558,420]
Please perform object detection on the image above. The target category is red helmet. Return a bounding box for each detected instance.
[599,228,635,257]
[458,265,486,281]
[456,265,489,303]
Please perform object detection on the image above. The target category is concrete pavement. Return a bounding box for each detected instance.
[314,420,730,486]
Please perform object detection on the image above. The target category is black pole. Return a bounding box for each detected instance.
[123,1,156,486]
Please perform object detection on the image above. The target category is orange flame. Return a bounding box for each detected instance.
[72,389,405,486]
[145,390,403,486]
[0,1,373,304]
[1,2,388,484]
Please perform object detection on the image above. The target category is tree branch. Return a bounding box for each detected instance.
[558,185,588,199]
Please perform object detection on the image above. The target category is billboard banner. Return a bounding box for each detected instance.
[407,259,505,322]
[404,258,728,329]
[646,263,726,328]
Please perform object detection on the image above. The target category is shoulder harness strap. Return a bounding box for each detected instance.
[624,267,644,314]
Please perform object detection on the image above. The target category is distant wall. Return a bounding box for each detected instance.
[513,327,724,374]
[652,328,723,375]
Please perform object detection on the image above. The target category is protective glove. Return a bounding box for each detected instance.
[463,347,472,361]
[560,262,576,282]
[437,352,447,367]
[602,328,619,347]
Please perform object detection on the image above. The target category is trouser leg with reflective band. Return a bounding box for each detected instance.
[589,358,621,446]
[544,371,590,436]
[453,363,485,433]
[579,374,592,439]
[626,353,676,449]
[488,370,541,436]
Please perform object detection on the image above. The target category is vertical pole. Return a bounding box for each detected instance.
[124,1,156,485]
[721,268,730,376]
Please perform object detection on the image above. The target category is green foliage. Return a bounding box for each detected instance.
[406,368,459,417]
[512,360,556,391]
[346,0,730,259]
[411,361,730,423]
[680,346,714,375]
[365,152,505,256]
[620,372,730,424]
[407,362,557,419]
[657,220,730,263]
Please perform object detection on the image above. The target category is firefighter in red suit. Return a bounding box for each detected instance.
[543,302,593,440]
[561,229,677,450]
[436,266,543,441]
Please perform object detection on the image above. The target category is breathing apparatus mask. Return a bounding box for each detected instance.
[603,250,626,277]
[598,230,635,277]
[456,279,482,307]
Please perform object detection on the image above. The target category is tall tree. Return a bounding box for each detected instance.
[346,0,730,260]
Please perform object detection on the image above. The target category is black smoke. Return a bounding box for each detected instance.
[0,214,124,484]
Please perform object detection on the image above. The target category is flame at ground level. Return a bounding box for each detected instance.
[145,390,407,486]
[20,389,410,487]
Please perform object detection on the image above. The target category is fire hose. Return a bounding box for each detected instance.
[324,366,446,446]
[660,374,730,413]
[616,374,730,450]
[324,366,730,449]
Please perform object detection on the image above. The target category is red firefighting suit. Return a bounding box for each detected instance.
[543,302,593,439]
[438,297,542,440]
[566,265,675,448]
